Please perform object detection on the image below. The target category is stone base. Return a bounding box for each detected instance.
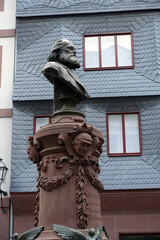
[36,229,108,240]
[52,109,85,119]
[36,230,61,240]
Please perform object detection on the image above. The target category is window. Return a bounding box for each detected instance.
[120,234,160,240]
[34,116,52,134]
[106,112,142,156]
[83,33,134,70]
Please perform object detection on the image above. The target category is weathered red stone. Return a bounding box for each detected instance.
[27,115,104,238]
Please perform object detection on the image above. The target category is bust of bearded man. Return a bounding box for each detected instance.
[43,39,90,117]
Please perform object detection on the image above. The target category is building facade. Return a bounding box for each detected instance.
[0,0,16,239]
[7,1,160,240]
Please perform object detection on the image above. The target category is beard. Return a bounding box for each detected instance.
[58,53,80,69]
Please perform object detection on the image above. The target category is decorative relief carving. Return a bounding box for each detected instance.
[36,158,104,228]
[39,157,50,172]
[76,165,88,229]
[57,125,103,169]
[53,156,68,169]
[39,156,68,173]
[30,121,104,228]
[38,165,76,191]
[34,169,41,227]
[72,133,92,157]
[38,163,104,193]
[27,136,41,164]
[85,166,104,192]
[34,182,40,226]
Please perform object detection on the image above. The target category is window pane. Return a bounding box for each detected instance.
[101,36,115,67]
[108,114,123,153]
[125,114,140,153]
[85,37,99,68]
[117,34,132,66]
[36,117,50,132]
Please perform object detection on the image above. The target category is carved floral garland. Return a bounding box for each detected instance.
[84,166,104,192]
[76,165,88,229]
[38,164,103,193]
[35,161,104,228]
[34,178,40,226]
[38,165,76,191]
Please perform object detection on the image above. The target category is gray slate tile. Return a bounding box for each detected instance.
[16,0,160,17]
[13,12,160,101]
[11,97,160,192]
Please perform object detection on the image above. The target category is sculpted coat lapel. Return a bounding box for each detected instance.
[43,61,90,100]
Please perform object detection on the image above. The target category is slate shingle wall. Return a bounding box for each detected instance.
[13,11,160,101]
[16,0,160,17]
[11,101,53,192]
[85,97,160,190]
[11,96,160,192]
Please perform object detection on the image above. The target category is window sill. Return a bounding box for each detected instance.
[84,66,134,71]
[108,152,142,157]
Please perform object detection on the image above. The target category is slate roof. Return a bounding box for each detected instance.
[13,11,160,101]
[16,0,160,17]
[11,97,160,192]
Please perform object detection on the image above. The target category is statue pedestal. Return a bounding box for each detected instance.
[28,115,105,239]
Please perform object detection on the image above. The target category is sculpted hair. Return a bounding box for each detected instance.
[47,38,72,62]
[47,51,58,62]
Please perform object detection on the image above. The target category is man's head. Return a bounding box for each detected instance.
[72,133,92,157]
[47,38,80,69]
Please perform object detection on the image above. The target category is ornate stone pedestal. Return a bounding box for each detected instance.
[27,115,105,239]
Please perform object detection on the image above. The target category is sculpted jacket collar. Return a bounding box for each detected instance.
[43,60,90,100]
[54,61,90,99]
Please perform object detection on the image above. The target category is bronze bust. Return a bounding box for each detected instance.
[43,39,90,117]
